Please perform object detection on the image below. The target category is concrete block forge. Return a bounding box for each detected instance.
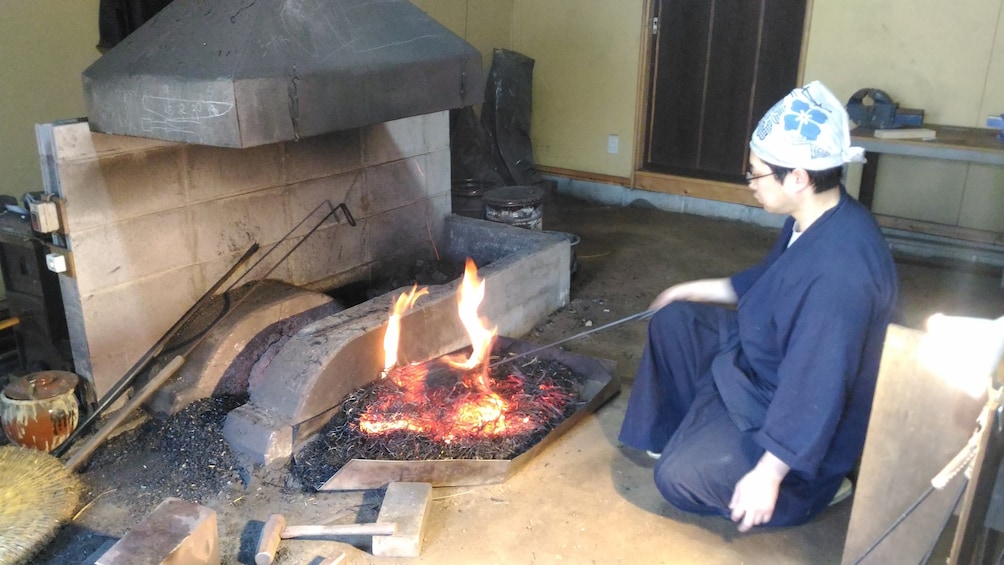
[38,109,571,467]
[37,111,454,400]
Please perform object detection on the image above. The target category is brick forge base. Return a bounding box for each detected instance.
[222,216,571,465]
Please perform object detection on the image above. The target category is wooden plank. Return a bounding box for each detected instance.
[841,325,987,565]
[633,0,658,174]
[949,393,1003,564]
[535,165,631,187]
[874,214,1004,246]
[372,482,433,558]
[634,170,759,206]
[851,125,1004,166]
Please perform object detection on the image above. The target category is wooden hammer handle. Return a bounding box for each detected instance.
[255,514,287,565]
[64,355,186,471]
[282,522,397,538]
[319,550,346,565]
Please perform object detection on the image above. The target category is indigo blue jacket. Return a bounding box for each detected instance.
[718,189,898,480]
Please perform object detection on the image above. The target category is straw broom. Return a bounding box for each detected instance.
[0,446,81,565]
[0,205,349,562]
[0,243,266,564]
[0,355,185,564]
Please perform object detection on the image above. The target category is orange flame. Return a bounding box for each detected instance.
[382,284,428,375]
[362,258,515,439]
[444,259,498,384]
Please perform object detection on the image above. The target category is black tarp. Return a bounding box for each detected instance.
[481,49,542,186]
[450,107,507,187]
[98,0,173,50]
[451,48,542,187]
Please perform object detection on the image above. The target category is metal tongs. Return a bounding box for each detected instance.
[488,309,655,368]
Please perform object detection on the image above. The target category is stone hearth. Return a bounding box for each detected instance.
[37,103,574,472]
[223,216,571,465]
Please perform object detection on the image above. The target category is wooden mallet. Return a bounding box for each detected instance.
[255,481,432,564]
[255,514,395,564]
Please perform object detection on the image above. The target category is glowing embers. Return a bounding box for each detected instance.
[296,351,584,488]
[360,258,571,442]
[360,361,514,439]
[358,354,580,443]
[289,258,590,489]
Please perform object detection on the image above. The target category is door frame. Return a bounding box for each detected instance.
[630,0,814,206]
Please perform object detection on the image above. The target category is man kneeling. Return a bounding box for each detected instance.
[619,81,898,532]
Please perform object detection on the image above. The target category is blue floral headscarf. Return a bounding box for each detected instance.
[750,81,865,170]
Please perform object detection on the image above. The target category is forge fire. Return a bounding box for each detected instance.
[292,259,586,488]
[363,259,573,441]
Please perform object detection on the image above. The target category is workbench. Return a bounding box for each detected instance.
[850,124,1004,247]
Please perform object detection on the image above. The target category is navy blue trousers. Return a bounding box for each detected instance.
[619,302,827,526]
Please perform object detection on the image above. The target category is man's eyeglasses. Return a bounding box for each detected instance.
[745,169,774,183]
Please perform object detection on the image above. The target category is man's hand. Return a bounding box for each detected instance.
[729,452,790,532]
[649,278,738,311]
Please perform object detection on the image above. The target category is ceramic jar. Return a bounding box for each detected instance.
[1,371,80,452]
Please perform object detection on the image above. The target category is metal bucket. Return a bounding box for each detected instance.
[451,179,493,219]
[484,185,544,230]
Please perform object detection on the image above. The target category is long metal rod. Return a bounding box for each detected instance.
[849,484,937,565]
[52,242,260,457]
[65,355,186,471]
[245,204,348,287]
[488,310,654,368]
[150,203,353,364]
[61,202,357,468]
[920,479,969,565]
[224,200,355,293]
[158,201,355,355]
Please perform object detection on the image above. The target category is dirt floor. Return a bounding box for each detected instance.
[5,192,1004,564]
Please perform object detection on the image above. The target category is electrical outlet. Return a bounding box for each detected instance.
[607,134,619,154]
[45,245,74,278]
[29,200,60,233]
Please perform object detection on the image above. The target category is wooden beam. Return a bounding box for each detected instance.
[537,166,758,207]
[634,0,658,175]
[874,214,1004,246]
[536,165,631,187]
[634,170,759,207]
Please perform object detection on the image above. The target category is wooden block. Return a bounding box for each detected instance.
[371,482,432,558]
[872,127,937,140]
[841,325,988,564]
[318,550,346,565]
[96,497,219,565]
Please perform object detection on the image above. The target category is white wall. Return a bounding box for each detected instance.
[804,0,1004,232]
[0,0,101,198]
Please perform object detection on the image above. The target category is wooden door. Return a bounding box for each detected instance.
[645,0,807,183]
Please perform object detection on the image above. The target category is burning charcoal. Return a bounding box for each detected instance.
[289,260,595,490]
[288,349,586,491]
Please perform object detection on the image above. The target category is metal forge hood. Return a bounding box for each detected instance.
[82,0,484,147]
